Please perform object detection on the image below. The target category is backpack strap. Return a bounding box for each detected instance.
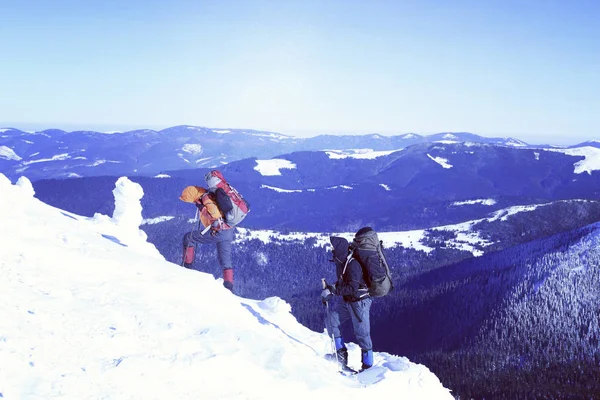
[341,250,370,299]
[377,241,394,291]
[340,250,354,279]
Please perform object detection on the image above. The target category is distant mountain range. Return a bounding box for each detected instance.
[3,125,590,180]
[31,140,600,231]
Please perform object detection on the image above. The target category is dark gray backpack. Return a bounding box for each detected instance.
[351,227,394,297]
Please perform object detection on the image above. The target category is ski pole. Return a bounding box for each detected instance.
[322,278,341,372]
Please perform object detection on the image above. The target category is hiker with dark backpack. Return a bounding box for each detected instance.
[179,170,249,293]
[321,227,394,372]
[321,235,374,372]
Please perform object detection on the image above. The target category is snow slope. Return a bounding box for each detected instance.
[0,174,452,400]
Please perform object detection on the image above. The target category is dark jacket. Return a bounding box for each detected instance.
[330,236,369,303]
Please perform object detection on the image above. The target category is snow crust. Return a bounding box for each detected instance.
[0,173,452,399]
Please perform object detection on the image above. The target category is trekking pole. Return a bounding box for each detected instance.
[181,208,201,267]
[194,208,201,257]
[322,278,341,372]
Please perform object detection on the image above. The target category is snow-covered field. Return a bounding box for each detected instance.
[235,201,578,256]
[0,174,452,400]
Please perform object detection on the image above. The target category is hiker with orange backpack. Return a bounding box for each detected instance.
[179,170,250,293]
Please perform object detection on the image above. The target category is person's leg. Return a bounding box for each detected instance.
[181,229,221,268]
[324,300,352,366]
[325,300,352,344]
[349,297,373,369]
[215,229,235,291]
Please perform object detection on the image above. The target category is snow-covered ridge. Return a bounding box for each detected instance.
[22,153,71,165]
[547,146,600,174]
[251,132,294,140]
[324,149,401,159]
[402,133,419,139]
[0,145,22,161]
[86,160,122,167]
[504,138,527,147]
[452,199,497,206]
[261,184,302,193]
[0,173,452,399]
[260,184,359,193]
[427,154,453,169]
[434,140,460,145]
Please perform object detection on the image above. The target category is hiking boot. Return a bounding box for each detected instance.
[222,269,234,292]
[336,347,348,367]
[183,246,195,268]
[360,349,373,371]
[223,280,234,292]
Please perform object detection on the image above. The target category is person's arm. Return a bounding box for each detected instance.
[333,260,362,297]
[201,194,223,219]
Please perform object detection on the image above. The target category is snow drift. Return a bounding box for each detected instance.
[0,174,452,399]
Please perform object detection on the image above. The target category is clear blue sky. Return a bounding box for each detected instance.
[1,0,598,144]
